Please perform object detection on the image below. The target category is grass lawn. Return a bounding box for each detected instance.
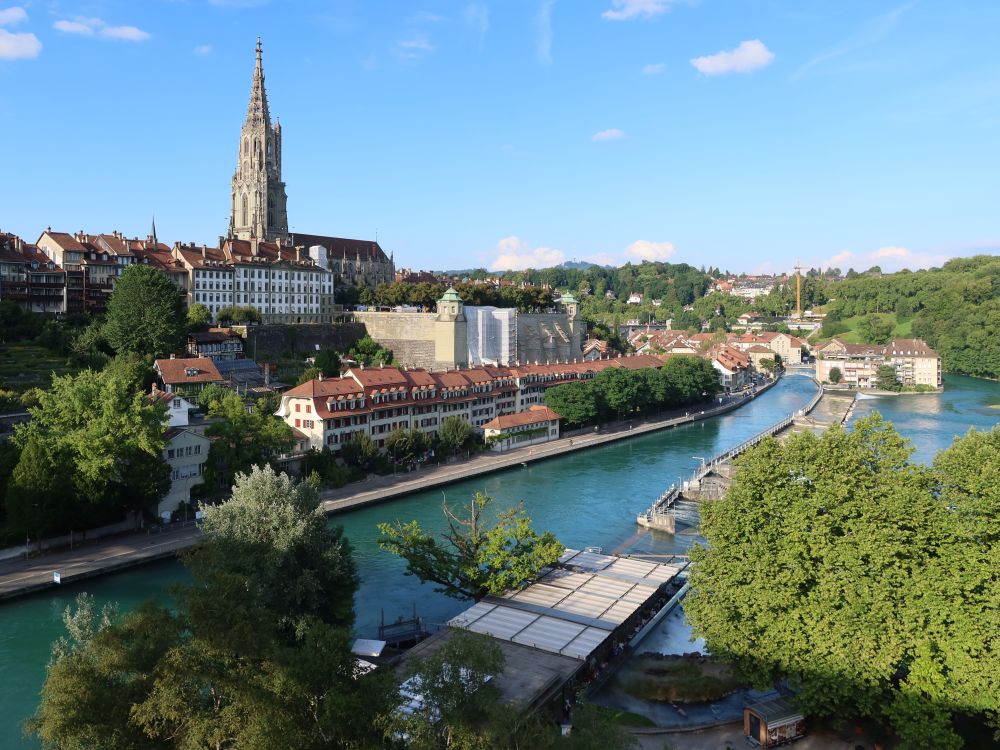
[0,343,80,394]
[588,705,657,728]
[820,313,913,344]
[619,655,746,704]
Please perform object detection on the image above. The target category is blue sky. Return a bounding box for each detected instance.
[1,0,998,274]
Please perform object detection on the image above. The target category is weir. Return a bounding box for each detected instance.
[635,375,840,532]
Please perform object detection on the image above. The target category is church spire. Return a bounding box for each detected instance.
[246,35,270,127]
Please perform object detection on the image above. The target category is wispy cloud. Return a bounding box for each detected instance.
[413,11,446,23]
[625,240,676,261]
[602,0,679,21]
[592,128,625,142]
[53,17,151,41]
[815,245,955,273]
[0,6,40,59]
[396,35,435,60]
[0,6,27,26]
[792,3,913,81]
[642,62,665,75]
[463,3,489,48]
[0,28,40,59]
[537,0,555,65]
[193,44,213,56]
[488,236,565,271]
[690,39,773,75]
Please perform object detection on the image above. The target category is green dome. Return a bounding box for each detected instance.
[439,287,463,302]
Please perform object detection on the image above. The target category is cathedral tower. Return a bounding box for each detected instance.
[230,38,288,242]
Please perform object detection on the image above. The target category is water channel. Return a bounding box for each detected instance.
[1,372,997,745]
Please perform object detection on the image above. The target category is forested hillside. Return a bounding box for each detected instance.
[827,255,1000,378]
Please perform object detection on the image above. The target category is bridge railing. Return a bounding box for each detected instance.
[640,412,796,522]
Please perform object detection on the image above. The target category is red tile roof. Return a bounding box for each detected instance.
[154,357,223,385]
[482,405,560,430]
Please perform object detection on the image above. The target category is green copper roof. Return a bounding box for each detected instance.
[560,291,578,305]
[439,287,463,302]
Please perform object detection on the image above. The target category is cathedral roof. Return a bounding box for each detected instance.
[288,233,390,263]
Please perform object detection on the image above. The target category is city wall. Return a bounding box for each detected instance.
[241,322,367,360]
[352,311,441,370]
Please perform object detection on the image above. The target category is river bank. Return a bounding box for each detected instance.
[0,376,781,603]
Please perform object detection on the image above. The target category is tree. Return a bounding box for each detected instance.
[297,366,321,386]
[384,428,429,468]
[103,264,185,358]
[876,364,901,391]
[829,366,843,384]
[544,382,598,427]
[758,358,777,375]
[29,467,396,750]
[6,357,169,532]
[186,302,211,330]
[203,392,294,492]
[339,431,379,473]
[684,415,998,749]
[348,334,393,366]
[377,492,563,600]
[858,313,894,345]
[314,348,342,377]
[436,415,475,457]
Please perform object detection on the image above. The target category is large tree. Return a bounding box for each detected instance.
[436,416,475,458]
[378,492,563,600]
[29,467,394,750]
[202,392,294,493]
[544,381,598,427]
[104,264,185,358]
[6,357,169,534]
[685,416,1000,749]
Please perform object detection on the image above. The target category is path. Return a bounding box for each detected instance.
[0,379,780,602]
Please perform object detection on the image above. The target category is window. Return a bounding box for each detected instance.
[194,445,201,455]
[167,449,175,459]
[295,418,301,428]
[295,403,300,413]
[173,399,181,408]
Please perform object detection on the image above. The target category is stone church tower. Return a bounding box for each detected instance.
[230,38,288,242]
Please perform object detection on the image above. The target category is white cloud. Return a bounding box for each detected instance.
[871,245,908,259]
[414,11,446,23]
[592,128,625,142]
[602,0,678,21]
[463,3,489,45]
[397,35,435,59]
[642,62,665,75]
[53,19,96,35]
[690,39,774,75]
[101,25,150,42]
[0,27,40,58]
[53,17,150,41]
[624,240,676,261]
[488,236,565,271]
[0,6,27,26]
[193,44,213,55]
[537,0,555,64]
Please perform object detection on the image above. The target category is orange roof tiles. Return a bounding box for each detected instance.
[154,357,223,385]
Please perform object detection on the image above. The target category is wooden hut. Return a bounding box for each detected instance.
[743,698,805,747]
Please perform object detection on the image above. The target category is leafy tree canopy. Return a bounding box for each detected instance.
[685,415,1000,749]
[203,392,293,493]
[104,264,185,358]
[378,491,563,600]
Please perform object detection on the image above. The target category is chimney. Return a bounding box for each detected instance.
[251,237,259,256]
[201,246,207,260]
[218,235,225,248]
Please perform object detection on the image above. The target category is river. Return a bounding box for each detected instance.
[1,372,997,745]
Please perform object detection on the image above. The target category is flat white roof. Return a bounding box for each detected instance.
[447,549,685,661]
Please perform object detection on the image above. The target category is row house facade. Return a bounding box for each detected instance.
[276,354,673,453]
[0,233,67,314]
[173,237,334,323]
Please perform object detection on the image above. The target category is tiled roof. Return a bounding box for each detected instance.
[287,233,389,262]
[154,357,223,385]
[483,405,561,430]
[40,231,87,251]
[886,338,938,357]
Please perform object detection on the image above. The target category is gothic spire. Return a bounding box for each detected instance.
[246,36,270,127]
[151,215,157,244]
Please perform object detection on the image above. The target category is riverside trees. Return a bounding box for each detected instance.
[685,416,1000,749]
[103,264,186,359]
[544,355,721,428]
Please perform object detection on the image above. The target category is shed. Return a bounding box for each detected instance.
[744,697,805,747]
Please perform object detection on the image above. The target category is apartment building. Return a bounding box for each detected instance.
[276,354,672,453]
[0,233,67,314]
[815,337,941,389]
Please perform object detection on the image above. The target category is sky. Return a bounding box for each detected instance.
[1,0,999,275]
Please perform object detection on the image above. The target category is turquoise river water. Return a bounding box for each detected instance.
[1,372,997,745]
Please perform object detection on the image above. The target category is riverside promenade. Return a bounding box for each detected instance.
[0,378,781,602]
